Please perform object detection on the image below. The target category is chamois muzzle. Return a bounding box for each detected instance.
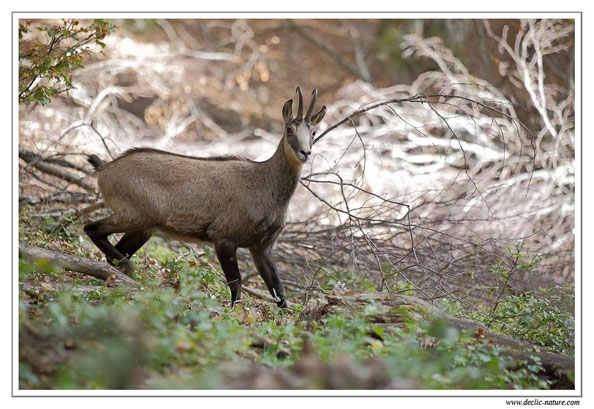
[299,149,311,161]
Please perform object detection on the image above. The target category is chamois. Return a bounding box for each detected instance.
[84,87,326,308]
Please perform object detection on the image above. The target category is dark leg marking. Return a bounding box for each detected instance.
[250,246,286,308]
[115,230,151,260]
[215,238,242,307]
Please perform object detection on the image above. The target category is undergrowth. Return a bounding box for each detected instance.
[18,207,572,390]
[441,244,575,356]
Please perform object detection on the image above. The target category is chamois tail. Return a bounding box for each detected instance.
[87,154,104,170]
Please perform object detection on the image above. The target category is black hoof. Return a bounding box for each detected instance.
[116,259,136,279]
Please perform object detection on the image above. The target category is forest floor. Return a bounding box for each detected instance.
[18,203,574,390]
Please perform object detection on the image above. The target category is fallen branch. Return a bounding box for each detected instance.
[43,156,92,175]
[19,244,139,288]
[19,191,95,205]
[19,147,96,192]
[240,285,296,308]
[20,164,62,190]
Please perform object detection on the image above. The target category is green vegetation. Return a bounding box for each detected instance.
[19,269,554,390]
[19,209,568,390]
[442,244,575,356]
[19,19,115,105]
[443,287,575,356]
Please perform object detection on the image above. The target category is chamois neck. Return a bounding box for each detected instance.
[262,137,303,203]
[271,136,304,175]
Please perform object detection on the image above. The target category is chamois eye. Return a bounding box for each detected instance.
[312,130,317,137]
[286,126,293,134]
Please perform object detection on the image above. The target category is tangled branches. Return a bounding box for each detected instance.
[277,20,574,307]
[276,83,573,307]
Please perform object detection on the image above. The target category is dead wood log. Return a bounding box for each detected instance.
[19,191,94,205]
[19,244,138,288]
[307,292,574,389]
[43,156,92,175]
[19,148,96,192]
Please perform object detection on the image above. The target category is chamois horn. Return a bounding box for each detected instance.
[296,86,304,120]
[306,88,318,122]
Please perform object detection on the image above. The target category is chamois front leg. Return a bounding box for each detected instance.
[214,238,242,307]
[250,246,287,308]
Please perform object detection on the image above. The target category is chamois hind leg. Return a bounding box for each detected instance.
[214,238,242,307]
[84,215,140,278]
[249,246,286,308]
[115,230,151,261]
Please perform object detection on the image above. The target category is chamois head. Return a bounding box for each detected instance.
[282,87,326,163]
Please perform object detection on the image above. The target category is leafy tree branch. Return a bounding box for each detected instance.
[19,19,115,105]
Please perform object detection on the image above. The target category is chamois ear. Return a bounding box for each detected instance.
[282,99,293,123]
[310,105,326,126]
